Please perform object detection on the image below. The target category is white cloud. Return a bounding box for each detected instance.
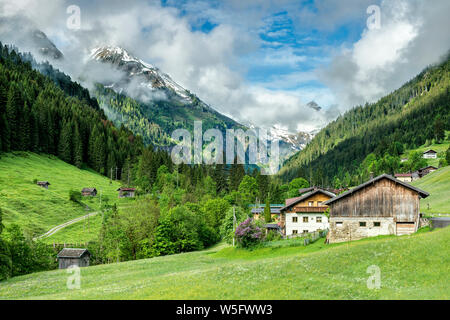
[320,0,450,111]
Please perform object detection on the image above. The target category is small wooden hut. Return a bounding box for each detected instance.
[37,181,50,189]
[81,188,97,197]
[57,248,91,269]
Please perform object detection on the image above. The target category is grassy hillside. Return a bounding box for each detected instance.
[0,227,448,300]
[0,152,124,238]
[412,166,450,215]
[400,138,449,168]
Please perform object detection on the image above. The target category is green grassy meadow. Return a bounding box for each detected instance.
[0,152,124,238]
[0,226,448,300]
[412,166,450,215]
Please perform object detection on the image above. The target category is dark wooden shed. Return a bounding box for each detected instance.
[37,181,50,189]
[324,174,429,243]
[81,188,97,197]
[57,248,91,269]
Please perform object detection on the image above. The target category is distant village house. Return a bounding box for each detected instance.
[251,204,284,222]
[117,187,136,198]
[81,188,97,197]
[324,174,429,244]
[418,166,438,178]
[37,181,50,189]
[57,248,91,269]
[394,173,414,183]
[423,149,438,159]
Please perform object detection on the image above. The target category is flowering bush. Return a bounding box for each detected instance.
[235,218,264,248]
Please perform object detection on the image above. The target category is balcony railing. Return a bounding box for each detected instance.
[292,206,328,213]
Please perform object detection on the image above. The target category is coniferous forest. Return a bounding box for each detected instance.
[278,54,450,186]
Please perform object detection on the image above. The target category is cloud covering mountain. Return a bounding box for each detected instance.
[0,0,449,133]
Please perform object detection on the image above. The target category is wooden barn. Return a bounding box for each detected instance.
[57,248,91,269]
[81,188,97,197]
[117,187,136,198]
[324,174,430,243]
[37,181,50,189]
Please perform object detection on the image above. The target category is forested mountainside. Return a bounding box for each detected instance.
[278,54,450,185]
[0,43,164,179]
[90,47,246,145]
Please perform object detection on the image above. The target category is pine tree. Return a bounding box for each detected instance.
[264,199,271,223]
[58,120,72,163]
[73,122,83,168]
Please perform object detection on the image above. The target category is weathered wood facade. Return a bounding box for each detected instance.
[324,174,429,243]
[81,188,97,197]
[57,248,91,269]
[37,181,50,189]
[117,187,136,198]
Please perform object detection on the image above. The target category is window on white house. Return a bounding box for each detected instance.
[303,230,309,234]
[292,217,298,223]
[317,217,322,223]
[303,217,309,223]
[360,222,367,227]
[374,222,381,227]
[292,230,298,235]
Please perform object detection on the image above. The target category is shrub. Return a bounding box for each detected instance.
[69,189,81,203]
[235,218,264,248]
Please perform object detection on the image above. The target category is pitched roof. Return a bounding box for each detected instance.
[280,189,336,212]
[57,248,90,259]
[395,173,412,177]
[423,149,437,154]
[117,187,136,191]
[37,181,50,185]
[82,188,97,192]
[419,166,438,171]
[324,174,429,205]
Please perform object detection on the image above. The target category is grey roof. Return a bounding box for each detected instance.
[82,188,97,192]
[419,166,438,171]
[423,149,437,154]
[280,189,336,212]
[251,208,282,214]
[324,174,430,205]
[57,248,90,259]
[37,181,50,185]
[265,224,281,229]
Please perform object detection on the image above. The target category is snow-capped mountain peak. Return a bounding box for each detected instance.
[90,46,191,102]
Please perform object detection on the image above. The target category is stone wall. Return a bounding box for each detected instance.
[328,217,395,243]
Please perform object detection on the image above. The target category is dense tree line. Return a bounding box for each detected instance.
[279,53,450,185]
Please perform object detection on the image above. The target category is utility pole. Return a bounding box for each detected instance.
[115,166,118,181]
[128,165,130,186]
[233,206,236,247]
[110,167,113,183]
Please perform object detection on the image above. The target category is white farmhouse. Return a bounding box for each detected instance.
[280,188,335,237]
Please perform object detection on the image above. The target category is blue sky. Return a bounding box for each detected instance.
[160,0,367,101]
